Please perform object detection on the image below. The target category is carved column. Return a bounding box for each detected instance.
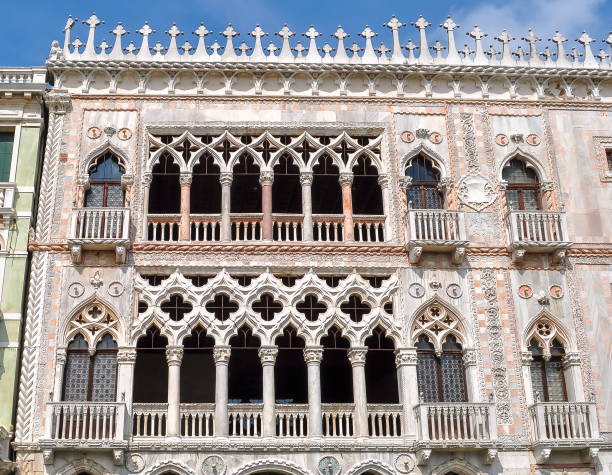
[395,347,418,438]
[348,347,368,436]
[260,171,274,240]
[213,345,231,436]
[116,347,137,438]
[259,346,278,437]
[540,181,556,210]
[165,345,184,437]
[399,176,412,242]
[75,174,90,207]
[52,349,67,402]
[303,346,324,436]
[521,351,535,404]
[220,172,233,241]
[562,351,585,402]
[300,172,314,241]
[462,348,480,402]
[179,173,192,241]
[142,173,152,239]
[438,177,453,209]
[377,174,390,241]
[121,174,134,207]
[339,173,354,241]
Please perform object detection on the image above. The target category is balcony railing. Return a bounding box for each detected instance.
[322,403,355,437]
[0,183,16,214]
[415,402,496,444]
[180,403,215,437]
[273,214,304,242]
[529,402,600,444]
[367,404,403,437]
[190,215,221,242]
[228,403,263,436]
[48,402,125,441]
[276,404,309,437]
[313,215,344,242]
[506,211,571,262]
[354,215,386,242]
[70,207,129,241]
[147,215,180,241]
[132,403,168,437]
[407,209,468,264]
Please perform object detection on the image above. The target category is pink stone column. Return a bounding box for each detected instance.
[179,173,192,241]
[260,171,274,240]
[339,173,354,241]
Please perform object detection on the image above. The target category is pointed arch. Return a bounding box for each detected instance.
[232,459,310,475]
[60,296,123,350]
[82,142,130,175]
[55,457,112,475]
[401,143,448,178]
[345,460,396,475]
[145,460,195,475]
[408,296,470,351]
[523,310,574,352]
[430,458,484,475]
[499,149,547,182]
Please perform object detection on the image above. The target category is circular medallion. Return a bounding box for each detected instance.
[518,284,533,299]
[68,282,85,298]
[446,283,463,299]
[526,134,541,146]
[108,281,124,297]
[87,127,102,140]
[429,131,443,144]
[495,134,509,146]
[549,285,564,299]
[118,128,133,141]
[318,456,340,475]
[126,453,145,473]
[408,283,425,299]
[395,454,416,474]
[201,455,226,475]
[400,130,415,143]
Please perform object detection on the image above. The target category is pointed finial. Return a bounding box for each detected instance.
[348,41,363,63]
[209,41,223,59]
[137,22,155,60]
[99,40,110,55]
[377,42,391,58]
[109,23,128,59]
[567,46,582,63]
[276,24,295,61]
[221,24,239,60]
[332,26,350,63]
[578,31,597,67]
[485,44,499,60]
[403,39,419,63]
[152,41,166,57]
[495,30,515,65]
[237,41,251,57]
[63,15,78,53]
[413,15,432,63]
[513,45,528,63]
[165,23,183,60]
[71,37,84,54]
[83,13,103,58]
[540,46,554,63]
[250,24,268,61]
[360,25,378,63]
[321,43,334,62]
[384,15,405,63]
[605,31,612,47]
[181,41,193,55]
[441,16,460,64]
[139,22,154,37]
[303,26,321,62]
[431,40,445,62]
[124,41,138,57]
[467,25,488,64]
[459,44,474,60]
[550,30,570,66]
[266,41,279,55]
[193,24,211,60]
[596,48,610,65]
[523,28,542,66]
[293,41,306,58]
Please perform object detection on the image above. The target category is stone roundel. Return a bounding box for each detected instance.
[526,133,541,146]
[126,453,145,473]
[394,454,416,473]
[202,455,226,475]
[318,456,341,475]
[87,127,102,139]
[408,283,425,298]
[495,133,509,146]
[400,130,415,143]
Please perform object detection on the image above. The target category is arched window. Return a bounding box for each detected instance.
[274,326,307,403]
[320,327,352,404]
[404,155,442,209]
[312,154,342,214]
[85,151,125,207]
[133,326,168,403]
[228,326,262,404]
[181,326,215,404]
[191,152,221,214]
[365,327,399,404]
[231,153,261,213]
[273,154,302,214]
[529,338,567,402]
[352,155,383,215]
[63,333,118,402]
[416,334,467,402]
[502,158,541,210]
[149,153,181,213]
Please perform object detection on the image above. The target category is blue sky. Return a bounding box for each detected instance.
[2,0,611,65]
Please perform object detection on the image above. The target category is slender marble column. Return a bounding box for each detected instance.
[300,172,313,241]
[213,345,231,436]
[377,174,390,241]
[52,348,67,402]
[339,173,354,241]
[347,346,368,436]
[462,348,480,402]
[562,352,585,402]
[179,173,192,241]
[259,346,278,437]
[260,171,274,240]
[142,173,152,238]
[220,172,233,241]
[303,346,324,436]
[165,345,184,437]
[395,347,419,438]
[116,347,137,437]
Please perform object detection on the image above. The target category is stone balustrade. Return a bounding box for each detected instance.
[0,67,46,92]
[415,402,497,444]
[180,403,215,437]
[275,404,309,437]
[272,215,304,242]
[407,209,468,264]
[231,214,263,241]
[322,403,355,437]
[132,403,168,437]
[312,215,345,242]
[228,403,264,436]
[529,402,599,443]
[506,210,572,262]
[0,183,16,212]
[47,402,125,441]
[367,404,403,437]
[190,215,221,242]
[147,214,181,241]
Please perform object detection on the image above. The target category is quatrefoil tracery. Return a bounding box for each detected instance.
[66,302,120,351]
[411,304,465,354]
[526,316,569,357]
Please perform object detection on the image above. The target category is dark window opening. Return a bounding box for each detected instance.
[323,275,347,287]
[275,275,303,287]
[365,327,399,404]
[352,155,383,215]
[383,301,393,314]
[185,275,212,287]
[205,294,239,321]
[134,326,168,403]
[85,152,125,208]
[275,326,307,403]
[213,139,239,163]
[333,138,356,164]
[529,338,567,402]
[160,294,192,321]
[321,327,352,403]
[606,148,612,172]
[192,153,221,214]
[272,154,302,214]
[181,326,215,403]
[502,158,541,210]
[228,326,262,403]
[296,294,327,321]
[340,294,371,323]
[174,138,199,163]
[141,275,169,286]
[312,155,342,214]
[138,301,149,313]
[232,275,254,287]
[231,153,261,213]
[416,334,467,402]
[364,276,390,288]
[253,138,278,164]
[405,155,442,209]
[295,137,318,161]
[149,153,181,213]
[252,293,283,321]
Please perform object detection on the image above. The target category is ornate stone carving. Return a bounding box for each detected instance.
[70,244,82,264]
[338,173,354,186]
[318,456,341,475]
[90,271,103,289]
[534,447,551,464]
[219,172,234,186]
[463,348,478,367]
[394,348,417,367]
[562,351,581,369]
[484,448,498,465]
[65,301,120,349]
[394,454,415,474]
[112,449,124,466]
[457,173,497,211]
[117,347,137,364]
[408,283,425,298]
[347,347,367,366]
[213,345,231,364]
[398,176,412,190]
[303,346,324,364]
[411,303,465,353]
[258,346,279,364]
[415,449,431,466]
[179,172,193,185]
[299,172,313,185]
[125,453,145,473]
[165,346,184,365]
[68,282,85,298]
[42,449,54,465]
[202,455,226,475]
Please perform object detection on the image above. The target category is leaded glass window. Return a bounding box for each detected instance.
[416,334,467,402]
[62,333,118,402]
[85,152,125,208]
[502,158,541,211]
[529,338,567,402]
[405,155,443,209]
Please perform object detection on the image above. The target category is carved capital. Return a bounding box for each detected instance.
[399,176,412,190]
[562,351,581,368]
[258,345,278,365]
[213,345,231,364]
[143,173,153,186]
[462,348,478,367]
[347,347,367,366]
[117,347,137,364]
[56,348,67,365]
[179,172,193,185]
[394,347,417,367]
[498,179,508,191]
[377,173,390,189]
[121,174,134,189]
[45,90,71,114]
[540,180,555,192]
[299,172,313,186]
[303,346,324,364]
[437,177,453,192]
[259,171,274,185]
[76,174,90,189]
[521,351,533,366]
[219,172,233,186]
[165,345,184,365]
[338,173,354,186]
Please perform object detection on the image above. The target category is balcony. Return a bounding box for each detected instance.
[407,210,468,264]
[68,207,130,264]
[506,211,572,263]
[0,183,16,225]
[529,402,602,463]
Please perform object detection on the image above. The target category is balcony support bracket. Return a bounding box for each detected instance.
[511,247,526,263]
[587,447,600,461]
[534,447,551,464]
[42,449,54,465]
[484,448,498,465]
[452,246,466,265]
[552,248,567,264]
[113,449,124,466]
[70,244,82,264]
[416,449,431,466]
[408,245,423,264]
[116,245,127,264]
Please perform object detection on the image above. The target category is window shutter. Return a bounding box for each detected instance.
[0,132,14,182]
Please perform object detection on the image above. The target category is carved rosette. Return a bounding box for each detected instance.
[259,171,274,186]
[165,346,184,365]
[258,346,279,365]
[299,172,313,186]
[394,348,417,367]
[347,347,367,366]
[338,173,354,186]
[213,345,231,364]
[303,346,324,364]
[219,172,233,186]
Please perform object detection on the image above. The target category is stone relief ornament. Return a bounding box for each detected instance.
[108,281,124,297]
[429,131,443,144]
[90,271,103,289]
[201,455,226,475]
[394,454,416,473]
[526,133,541,146]
[318,456,341,475]
[446,283,462,298]
[466,212,497,238]
[457,173,497,212]
[87,127,102,139]
[549,285,563,299]
[495,134,509,146]
[415,128,430,139]
[68,282,85,298]
[408,283,425,298]
[518,285,533,299]
[125,453,145,473]
[400,131,415,143]
[118,128,132,140]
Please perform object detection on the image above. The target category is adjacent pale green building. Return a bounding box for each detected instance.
[0,67,46,467]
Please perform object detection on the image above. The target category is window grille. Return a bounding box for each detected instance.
[205,294,239,321]
[252,293,283,321]
[405,155,443,209]
[296,294,327,321]
[502,158,541,211]
[340,294,371,322]
[160,294,193,321]
[529,338,568,402]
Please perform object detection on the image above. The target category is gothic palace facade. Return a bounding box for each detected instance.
[10,13,612,475]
